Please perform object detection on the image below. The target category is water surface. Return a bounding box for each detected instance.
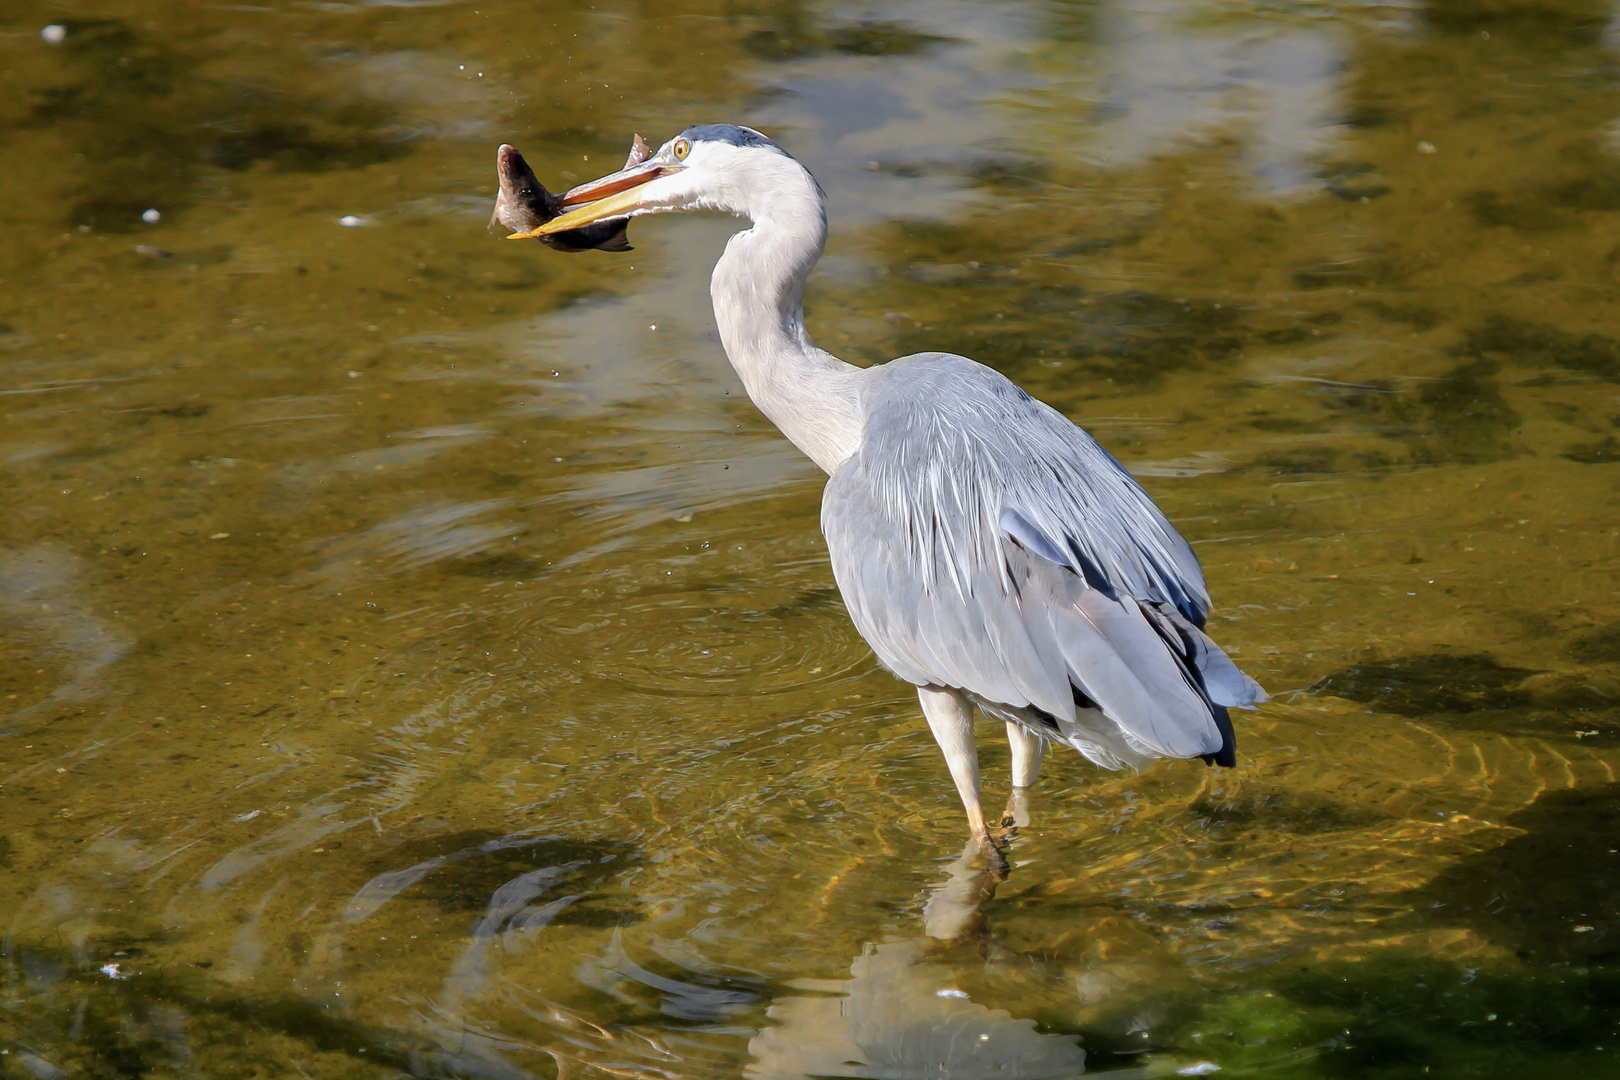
[3,1,1620,1077]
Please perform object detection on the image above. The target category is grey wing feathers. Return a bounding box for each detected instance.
[822,354,1265,769]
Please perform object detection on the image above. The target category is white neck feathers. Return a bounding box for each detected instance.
[706,151,864,475]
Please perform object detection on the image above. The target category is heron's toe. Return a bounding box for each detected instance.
[979,834,1010,879]
[1001,786,1033,829]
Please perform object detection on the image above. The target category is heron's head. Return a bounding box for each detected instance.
[508,124,813,241]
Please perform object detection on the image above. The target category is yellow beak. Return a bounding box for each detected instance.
[507,160,679,240]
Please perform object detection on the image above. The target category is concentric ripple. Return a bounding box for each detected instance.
[511,578,873,699]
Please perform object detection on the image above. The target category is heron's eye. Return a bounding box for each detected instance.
[673,139,691,160]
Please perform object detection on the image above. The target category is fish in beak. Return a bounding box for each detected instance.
[491,135,650,253]
[507,143,679,242]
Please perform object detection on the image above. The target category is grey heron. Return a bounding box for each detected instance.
[514,124,1267,871]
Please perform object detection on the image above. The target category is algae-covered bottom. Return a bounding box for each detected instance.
[2,0,1620,1077]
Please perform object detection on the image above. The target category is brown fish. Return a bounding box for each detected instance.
[492,135,649,253]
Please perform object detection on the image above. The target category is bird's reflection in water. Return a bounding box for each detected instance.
[749,837,1095,1080]
[921,782,1036,940]
[748,942,1087,1080]
[922,838,1007,942]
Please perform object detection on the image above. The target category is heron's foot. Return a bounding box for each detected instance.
[990,819,1017,848]
[986,822,1021,871]
[1000,785,1033,830]
[977,832,1009,879]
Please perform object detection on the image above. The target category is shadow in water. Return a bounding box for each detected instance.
[344,829,638,922]
[1308,652,1538,717]
[1405,781,1620,964]
[1,830,643,1080]
[1307,650,1620,744]
[1160,780,1620,1076]
[0,942,442,1079]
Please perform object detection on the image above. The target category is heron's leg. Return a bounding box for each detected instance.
[917,686,1006,875]
[1006,721,1046,787]
[1002,723,1045,828]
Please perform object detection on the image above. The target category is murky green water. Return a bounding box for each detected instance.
[3,0,1620,1076]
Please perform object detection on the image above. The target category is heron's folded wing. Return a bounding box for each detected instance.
[823,468,1062,713]
[821,353,1258,760]
[825,479,1220,758]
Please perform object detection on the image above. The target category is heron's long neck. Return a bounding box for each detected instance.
[710,178,864,475]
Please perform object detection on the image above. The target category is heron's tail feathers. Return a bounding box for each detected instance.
[1139,602,1268,709]
[986,543,1263,768]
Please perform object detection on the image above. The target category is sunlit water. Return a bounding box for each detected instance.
[3,1,1620,1077]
